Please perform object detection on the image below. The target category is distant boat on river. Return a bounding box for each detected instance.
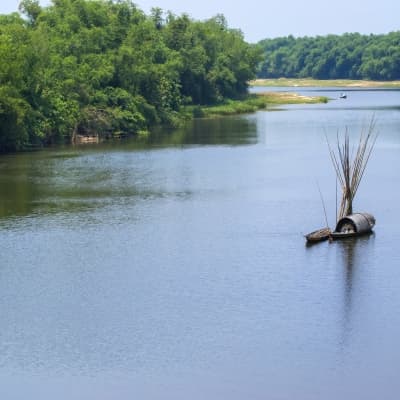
[339,92,347,99]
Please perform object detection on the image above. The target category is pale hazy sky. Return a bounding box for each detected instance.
[1,0,399,42]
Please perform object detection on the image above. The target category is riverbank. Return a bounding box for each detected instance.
[0,93,328,154]
[192,92,328,117]
[250,78,400,88]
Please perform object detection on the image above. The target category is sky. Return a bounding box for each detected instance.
[1,0,399,43]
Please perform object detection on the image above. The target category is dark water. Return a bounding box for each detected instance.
[1,89,400,399]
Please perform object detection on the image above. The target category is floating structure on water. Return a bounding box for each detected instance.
[331,212,375,239]
[305,120,378,244]
[306,213,375,243]
[305,227,331,243]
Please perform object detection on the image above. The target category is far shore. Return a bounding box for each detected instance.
[250,78,400,88]
[196,92,328,117]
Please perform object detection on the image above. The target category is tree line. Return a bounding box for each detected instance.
[0,0,261,152]
[258,32,400,81]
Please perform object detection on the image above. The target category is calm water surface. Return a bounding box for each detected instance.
[1,89,400,399]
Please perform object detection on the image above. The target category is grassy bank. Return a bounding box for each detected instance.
[250,78,400,88]
[192,93,328,117]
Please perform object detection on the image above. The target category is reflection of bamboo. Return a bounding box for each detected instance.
[327,119,378,221]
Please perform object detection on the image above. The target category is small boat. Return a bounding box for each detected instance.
[330,212,375,240]
[305,227,331,243]
[305,213,375,243]
[305,121,377,245]
[339,92,347,99]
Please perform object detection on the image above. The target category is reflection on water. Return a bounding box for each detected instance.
[0,116,257,220]
[148,116,258,146]
[336,234,375,348]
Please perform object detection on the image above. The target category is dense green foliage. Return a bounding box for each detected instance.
[258,32,400,80]
[0,0,261,152]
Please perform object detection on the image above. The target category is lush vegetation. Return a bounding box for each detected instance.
[197,92,328,116]
[251,78,400,88]
[0,0,261,152]
[258,32,400,81]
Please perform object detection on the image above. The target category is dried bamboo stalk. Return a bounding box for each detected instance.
[326,118,378,221]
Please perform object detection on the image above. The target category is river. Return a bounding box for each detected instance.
[1,88,400,399]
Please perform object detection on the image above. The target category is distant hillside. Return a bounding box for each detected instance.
[257,32,400,80]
